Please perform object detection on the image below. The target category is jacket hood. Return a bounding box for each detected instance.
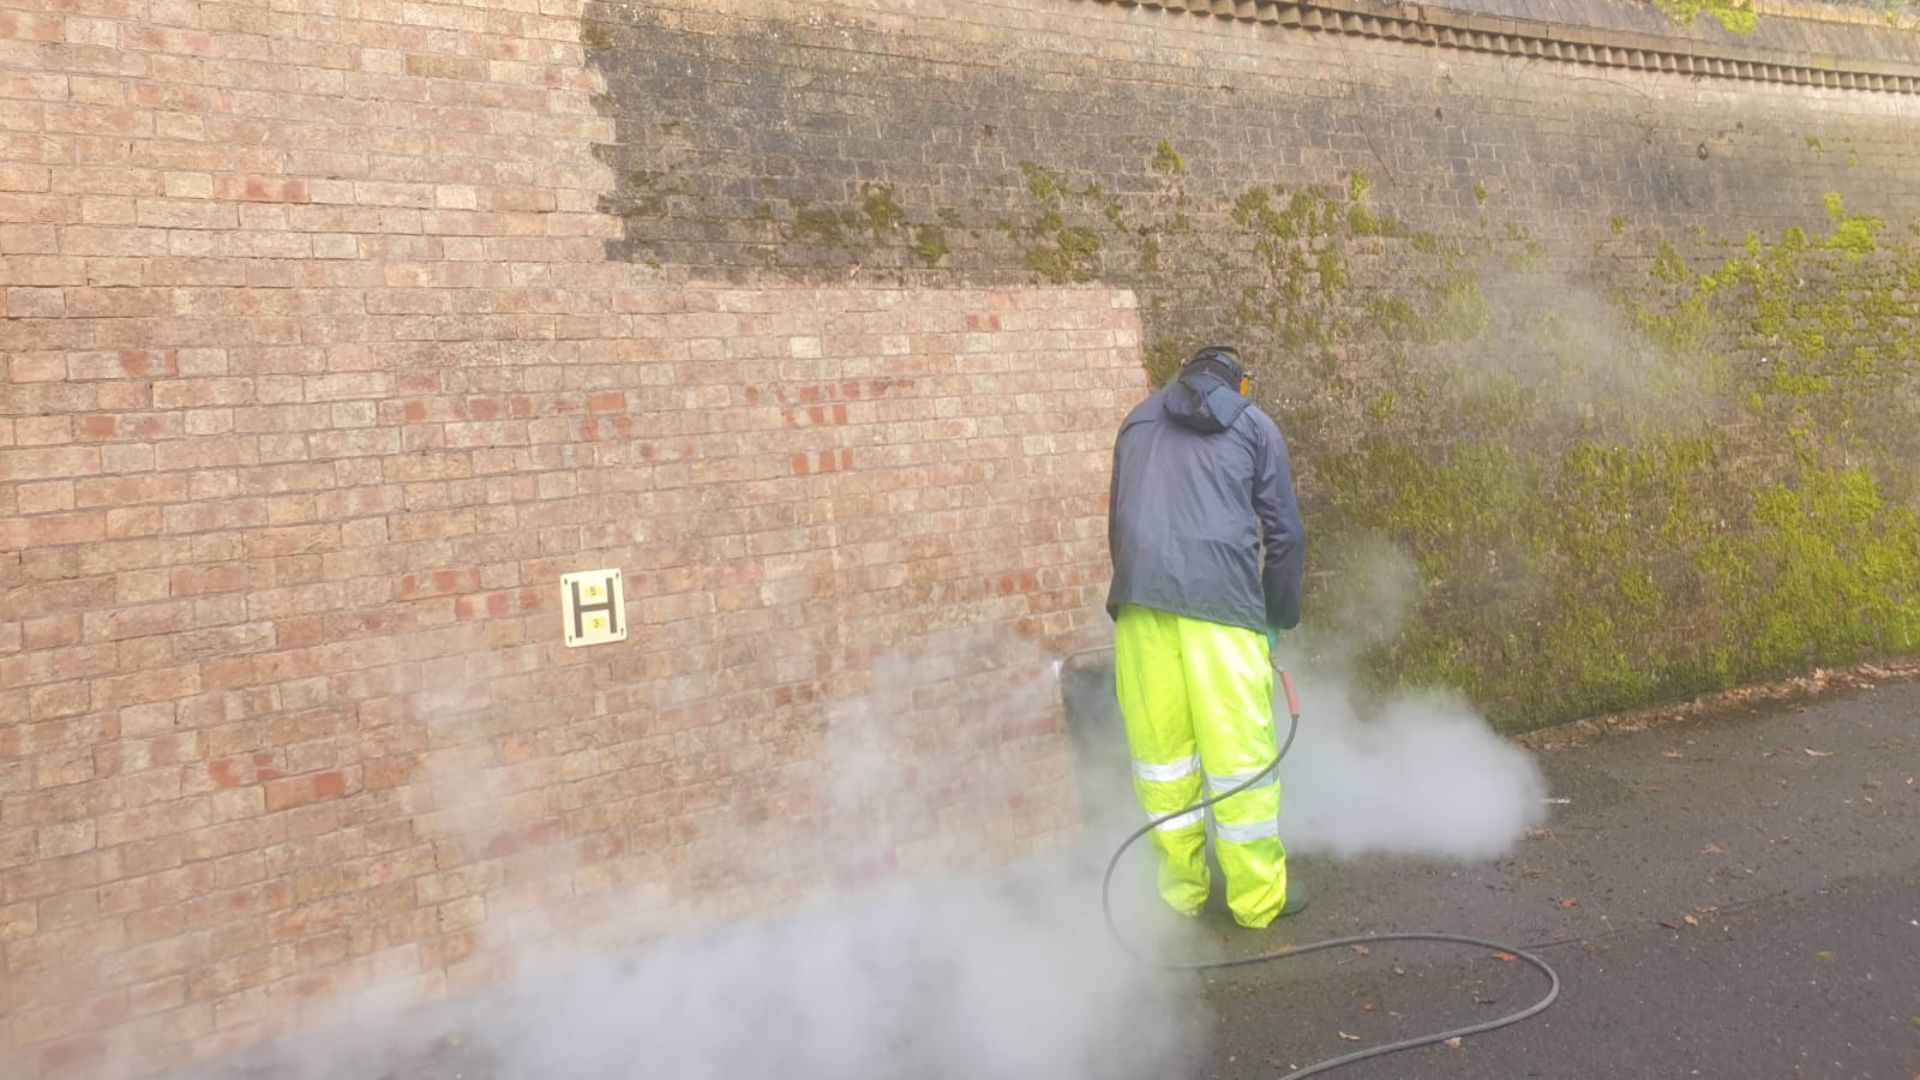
[1164,369,1251,434]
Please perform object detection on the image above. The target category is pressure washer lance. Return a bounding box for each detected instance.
[1099,669,1561,1077]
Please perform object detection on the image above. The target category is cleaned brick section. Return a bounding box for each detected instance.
[0,284,1139,1074]
[0,2,1143,1075]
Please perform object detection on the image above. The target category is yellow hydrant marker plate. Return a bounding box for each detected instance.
[560,569,626,647]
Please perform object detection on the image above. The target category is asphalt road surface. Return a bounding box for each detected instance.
[1188,679,1920,1080]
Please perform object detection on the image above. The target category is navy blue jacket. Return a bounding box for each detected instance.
[1106,369,1305,634]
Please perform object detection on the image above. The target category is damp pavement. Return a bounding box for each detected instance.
[1173,677,1920,1079]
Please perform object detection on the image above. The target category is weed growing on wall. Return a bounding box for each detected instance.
[1649,0,1760,34]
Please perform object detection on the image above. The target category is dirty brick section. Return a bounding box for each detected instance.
[592,0,1920,722]
[4,0,1920,1076]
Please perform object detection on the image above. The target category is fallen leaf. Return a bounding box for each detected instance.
[1661,750,1684,759]
[1556,897,1579,909]
[1818,950,1836,961]
[1683,914,1699,927]
[1363,1002,1381,1013]
[1392,965,1408,977]
[1803,748,1834,757]
[1491,952,1518,964]
[1659,920,1681,930]
[1444,1037,1463,1050]
[1338,1032,1361,1042]
[1693,906,1719,914]
[1350,944,1371,957]
[1702,843,1726,854]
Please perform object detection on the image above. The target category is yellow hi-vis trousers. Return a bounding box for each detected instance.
[1114,605,1286,928]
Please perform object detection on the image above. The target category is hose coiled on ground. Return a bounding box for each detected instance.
[1098,672,1561,1077]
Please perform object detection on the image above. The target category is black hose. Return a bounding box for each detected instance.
[1099,696,1561,1077]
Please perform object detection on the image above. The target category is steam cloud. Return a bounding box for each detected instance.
[183,543,1548,1080]
[1270,682,1548,861]
[430,869,1196,1080]
[1272,538,1548,861]
[184,632,1200,1080]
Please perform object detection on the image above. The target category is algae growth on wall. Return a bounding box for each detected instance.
[583,0,1920,728]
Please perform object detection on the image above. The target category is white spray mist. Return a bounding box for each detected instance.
[182,628,1201,1080]
[1270,682,1548,861]
[1271,539,1549,862]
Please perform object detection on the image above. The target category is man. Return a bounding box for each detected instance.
[1106,344,1306,929]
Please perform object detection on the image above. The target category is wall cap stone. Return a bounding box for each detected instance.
[1082,0,1920,93]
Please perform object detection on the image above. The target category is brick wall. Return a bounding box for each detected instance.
[587,0,1920,296]
[0,1,1144,1074]
[7,0,1920,1073]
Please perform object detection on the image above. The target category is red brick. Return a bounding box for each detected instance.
[212,175,311,204]
[26,511,107,546]
[0,21,1129,1062]
[262,770,350,813]
[39,1035,108,1076]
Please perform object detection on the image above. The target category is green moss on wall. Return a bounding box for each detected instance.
[599,104,1920,732]
[912,225,949,264]
[1423,274,1491,343]
[1650,0,1759,35]
[862,183,908,233]
[1144,338,1185,386]
[1152,140,1186,177]
[790,204,849,246]
[1024,224,1104,283]
[1013,162,1122,283]
[1307,194,1920,728]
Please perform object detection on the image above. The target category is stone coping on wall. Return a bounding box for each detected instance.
[1082,0,1920,93]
